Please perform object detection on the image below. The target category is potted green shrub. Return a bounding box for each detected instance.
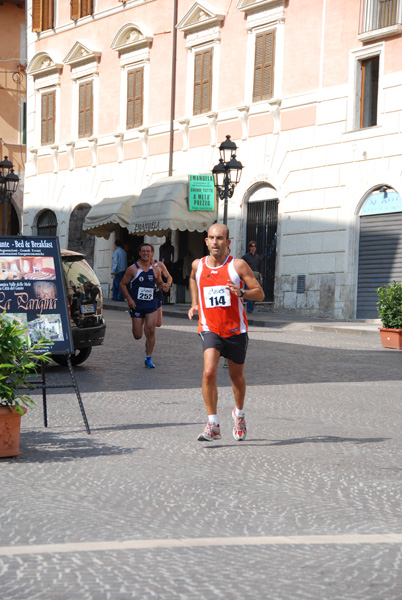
[377,281,402,349]
[0,312,50,457]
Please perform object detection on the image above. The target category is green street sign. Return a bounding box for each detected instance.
[188,174,215,211]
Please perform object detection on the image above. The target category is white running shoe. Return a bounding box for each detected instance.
[232,409,247,441]
[197,422,221,442]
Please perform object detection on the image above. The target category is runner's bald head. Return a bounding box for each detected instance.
[208,223,230,240]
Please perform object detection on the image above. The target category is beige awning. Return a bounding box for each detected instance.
[83,195,138,239]
[128,175,217,236]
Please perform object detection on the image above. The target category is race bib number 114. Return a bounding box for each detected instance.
[203,285,231,308]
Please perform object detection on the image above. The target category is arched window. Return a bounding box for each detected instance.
[37,210,57,236]
[68,204,95,266]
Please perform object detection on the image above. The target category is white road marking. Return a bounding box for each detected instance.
[0,534,401,556]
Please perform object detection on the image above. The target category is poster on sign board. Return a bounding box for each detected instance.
[188,174,215,211]
[0,236,73,356]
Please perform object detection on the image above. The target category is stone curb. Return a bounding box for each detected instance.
[103,301,380,337]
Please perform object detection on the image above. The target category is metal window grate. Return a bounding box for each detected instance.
[297,275,306,293]
[37,209,57,236]
[359,0,401,34]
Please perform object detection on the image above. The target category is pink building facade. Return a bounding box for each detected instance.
[24,0,402,318]
[0,0,27,235]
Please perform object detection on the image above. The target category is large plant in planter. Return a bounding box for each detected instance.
[377,281,402,329]
[0,312,51,413]
[0,312,50,457]
[377,281,402,349]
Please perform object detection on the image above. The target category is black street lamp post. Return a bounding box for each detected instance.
[0,156,19,236]
[212,135,243,225]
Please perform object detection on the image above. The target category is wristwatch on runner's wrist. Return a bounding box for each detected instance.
[239,288,245,297]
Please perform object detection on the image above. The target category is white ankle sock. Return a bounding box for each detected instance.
[208,415,218,425]
[235,408,245,418]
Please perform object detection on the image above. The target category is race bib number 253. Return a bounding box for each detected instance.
[203,285,231,308]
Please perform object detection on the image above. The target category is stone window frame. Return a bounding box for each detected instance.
[111,22,153,138]
[27,51,63,150]
[177,2,224,122]
[347,42,384,132]
[239,0,285,107]
[63,40,101,144]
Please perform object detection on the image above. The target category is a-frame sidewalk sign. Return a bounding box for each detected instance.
[0,236,90,433]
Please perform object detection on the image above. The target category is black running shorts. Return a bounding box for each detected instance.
[129,306,158,318]
[199,331,249,365]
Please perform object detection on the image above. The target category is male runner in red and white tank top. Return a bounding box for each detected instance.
[188,223,264,442]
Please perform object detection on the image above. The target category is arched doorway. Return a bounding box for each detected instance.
[68,203,95,267]
[36,209,57,236]
[356,187,402,318]
[246,185,278,302]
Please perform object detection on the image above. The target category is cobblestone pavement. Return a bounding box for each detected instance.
[1,309,401,599]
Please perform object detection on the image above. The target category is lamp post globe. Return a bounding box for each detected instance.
[226,155,243,186]
[5,169,20,194]
[212,136,243,225]
[0,156,13,176]
[219,135,237,164]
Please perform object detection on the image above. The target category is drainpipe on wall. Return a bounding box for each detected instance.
[168,0,178,177]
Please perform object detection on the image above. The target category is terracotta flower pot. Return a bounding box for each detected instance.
[0,406,27,458]
[379,327,402,350]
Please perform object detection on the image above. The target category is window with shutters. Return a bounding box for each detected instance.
[253,31,275,102]
[70,0,93,21]
[41,91,55,145]
[32,0,54,33]
[193,49,212,116]
[78,81,93,138]
[126,68,143,129]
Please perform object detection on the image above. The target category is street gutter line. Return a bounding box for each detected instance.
[1,534,401,556]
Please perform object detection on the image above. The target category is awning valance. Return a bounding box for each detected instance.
[128,176,217,236]
[83,195,138,239]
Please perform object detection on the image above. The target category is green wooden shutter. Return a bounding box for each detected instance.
[253,31,275,102]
